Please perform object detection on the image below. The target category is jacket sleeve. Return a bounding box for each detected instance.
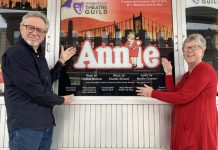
[165,75,175,91]
[50,61,63,83]
[3,50,64,107]
[151,65,211,104]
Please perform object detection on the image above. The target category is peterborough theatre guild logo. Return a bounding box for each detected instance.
[62,0,107,15]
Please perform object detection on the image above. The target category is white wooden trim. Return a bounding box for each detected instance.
[95,105,101,148]
[84,105,91,148]
[1,97,218,105]
[90,105,96,148]
[116,105,123,148]
[45,0,57,68]
[106,105,112,148]
[172,0,180,84]
[144,105,149,148]
[1,103,218,149]
[127,105,133,148]
[111,105,117,148]
[122,105,128,148]
[64,97,170,105]
[0,147,172,150]
[0,149,171,150]
[100,105,107,147]
[50,148,170,150]
[138,105,144,148]
[73,104,80,147]
[133,105,139,148]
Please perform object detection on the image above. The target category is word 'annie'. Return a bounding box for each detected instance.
[74,40,160,69]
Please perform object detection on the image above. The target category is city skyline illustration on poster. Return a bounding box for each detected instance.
[59,0,174,96]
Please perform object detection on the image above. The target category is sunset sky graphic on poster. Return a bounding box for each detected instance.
[61,0,172,34]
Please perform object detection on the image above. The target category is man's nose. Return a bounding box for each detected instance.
[31,29,38,35]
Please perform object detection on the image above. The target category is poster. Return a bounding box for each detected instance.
[59,0,174,96]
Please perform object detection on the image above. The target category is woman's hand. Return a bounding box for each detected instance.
[161,58,172,75]
[136,84,153,97]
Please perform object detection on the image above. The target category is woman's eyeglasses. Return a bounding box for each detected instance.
[182,45,202,52]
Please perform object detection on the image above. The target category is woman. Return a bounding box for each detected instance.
[136,33,218,150]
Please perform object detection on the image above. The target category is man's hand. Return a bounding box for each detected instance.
[161,58,172,75]
[63,94,74,104]
[59,46,77,64]
[136,84,153,97]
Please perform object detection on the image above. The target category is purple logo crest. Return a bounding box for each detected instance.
[193,0,200,4]
[73,2,84,14]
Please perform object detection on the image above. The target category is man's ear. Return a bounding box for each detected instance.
[20,25,23,32]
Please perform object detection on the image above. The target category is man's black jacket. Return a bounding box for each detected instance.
[2,37,64,132]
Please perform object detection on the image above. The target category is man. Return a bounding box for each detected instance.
[2,12,76,150]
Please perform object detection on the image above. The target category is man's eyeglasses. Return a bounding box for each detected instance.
[22,24,46,36]
[182,45,202,52]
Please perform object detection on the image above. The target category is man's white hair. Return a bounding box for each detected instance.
[20,11,49,31]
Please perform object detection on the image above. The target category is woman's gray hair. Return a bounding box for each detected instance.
[183,33,206,49]
[20,11,49,31]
